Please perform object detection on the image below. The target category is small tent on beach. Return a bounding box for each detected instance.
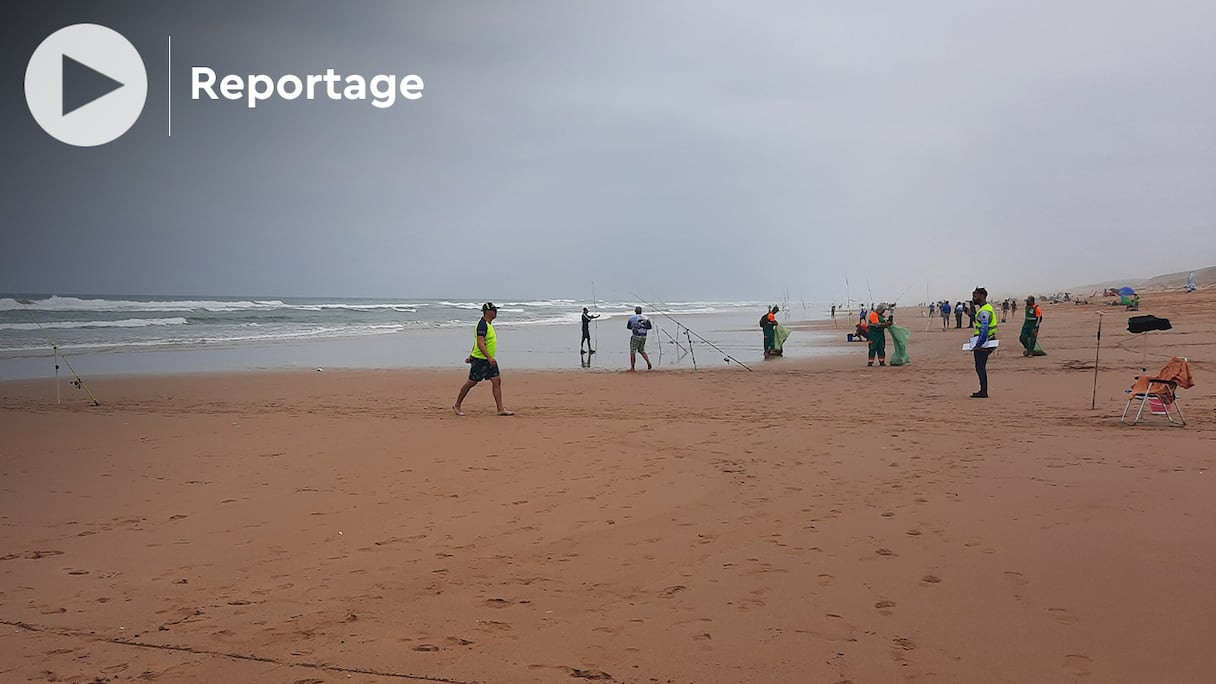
[1115,286,1138,306]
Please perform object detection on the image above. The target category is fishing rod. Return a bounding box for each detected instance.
[19,300,100,406]
[591,280,598,353]
[628,292,752,372]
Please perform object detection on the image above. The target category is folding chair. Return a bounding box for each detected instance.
[1121,357,1191,426]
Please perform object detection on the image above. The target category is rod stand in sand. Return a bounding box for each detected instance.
[656,323,662,366]
[685,327,697,370]
[628,292,752,372]
[656,324,688,361]
[52,345,100,407]
[1090,313,1102,410]
[23,302,100,406]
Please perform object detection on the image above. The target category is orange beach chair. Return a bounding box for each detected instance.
[1121,356,1193,426]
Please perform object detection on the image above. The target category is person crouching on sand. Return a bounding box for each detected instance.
[453,302,513,416]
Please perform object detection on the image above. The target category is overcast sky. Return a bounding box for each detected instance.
[3,1,1214,303]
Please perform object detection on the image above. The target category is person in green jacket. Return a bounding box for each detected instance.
[1020,296,1043,356]
[866,303,892,366]
[761,306,779,357]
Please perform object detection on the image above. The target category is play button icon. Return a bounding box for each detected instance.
[25,24,147,147]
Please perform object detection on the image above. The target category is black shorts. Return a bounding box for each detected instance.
[468,357,500,382]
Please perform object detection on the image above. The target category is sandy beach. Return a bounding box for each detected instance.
[1,291,1212,683]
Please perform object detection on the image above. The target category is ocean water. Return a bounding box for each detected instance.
[0,295,844,379]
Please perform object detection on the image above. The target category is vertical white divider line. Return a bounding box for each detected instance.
[167,35,172,137]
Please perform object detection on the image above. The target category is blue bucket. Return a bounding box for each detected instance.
[847,333,854,342]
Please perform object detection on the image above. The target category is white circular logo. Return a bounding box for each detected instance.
[25,24,148,147]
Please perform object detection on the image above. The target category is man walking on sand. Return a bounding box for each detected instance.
[453,303,513,416]
[970,287,998,398]
[1020,296,1043,356]
[626,306,653,371]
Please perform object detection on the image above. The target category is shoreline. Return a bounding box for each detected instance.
[0,312,855,382]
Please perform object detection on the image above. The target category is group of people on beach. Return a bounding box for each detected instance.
[453,289,1048,414]
[453,302,656,416]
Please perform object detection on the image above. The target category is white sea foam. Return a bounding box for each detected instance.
[0,322,409,354]
[0,296,288,313]
[0,317,189,331]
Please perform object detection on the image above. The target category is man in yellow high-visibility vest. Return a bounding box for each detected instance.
[453,303,513,416]
[970,287,998,398]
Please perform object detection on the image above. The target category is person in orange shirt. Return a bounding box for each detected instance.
[1020,296,1043,356]
[866,303,891,366]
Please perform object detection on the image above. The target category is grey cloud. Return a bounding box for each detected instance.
[2,0,1213,302]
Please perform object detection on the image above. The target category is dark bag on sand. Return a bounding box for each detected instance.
[1127,315,1171,334]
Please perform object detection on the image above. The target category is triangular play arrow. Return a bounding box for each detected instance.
[62,54,124,116]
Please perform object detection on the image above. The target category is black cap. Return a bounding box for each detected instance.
[482,302,497,312]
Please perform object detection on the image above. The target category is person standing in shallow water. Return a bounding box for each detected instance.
[453,303,513,416]
[761,305,779,357]
[580,307,599,355]
[626,306,653,371]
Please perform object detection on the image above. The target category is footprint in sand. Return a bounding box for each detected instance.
[412,643,440,652]
[808,613,857,642]
[921,574,942,584]
[1048,607,1079,625]
[892,636,916,651]
[659,585,688,598]
[817,573,834,587]
[1003,571,1028,587]
[905,529,922,537]
[874,600,896,615]
[474,619,512,632]
[875,548,895,557]
[1063,654,1093,676]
